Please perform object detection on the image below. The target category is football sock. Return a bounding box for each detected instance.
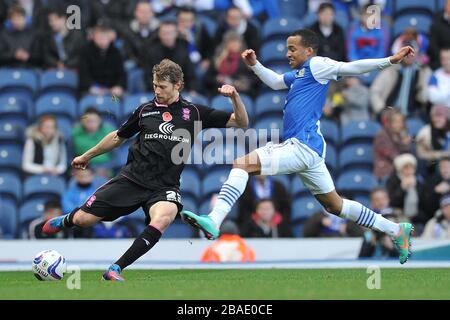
[115,225,162,270]
[209,168,249,227]
[63,208,79,228]
[339,199,400,237]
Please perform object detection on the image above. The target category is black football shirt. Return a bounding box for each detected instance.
[117,96,232,189]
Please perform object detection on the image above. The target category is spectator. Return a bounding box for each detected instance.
[193,0,253,18]
[0,5,37,67]
[214,6,260,52]
[373,109,412,181]
[428,0,450,70]
[79,23,127,97]
[416,105,450,173]
[370,39,431,117]
[204,31,257,98]
[88,0,135,31]
[427,48,450,108]
[22,114,67,176]
[238,176,291,228]
[248,0,280,22]
[308,2,346,62]
[121,1,159,65]
[27,200,70,239]
[421,194,450,239]
[424,157,450,221]
[347,4,388,61]
[39,6,85,69]
[240,199,292,238]
[62,167,98,213]
[358,188,399,258]
[338,76,370,125]
[141,21,196,93]
[201,220,255,262]
[72,107,114,177]
[176,7,212,72]
[391,28,429,66]
[386,153,427,225]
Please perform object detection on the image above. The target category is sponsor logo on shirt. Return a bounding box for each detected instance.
[142,111,160,117]
[159,122,174,135]
[182,108,191,121]
[296,68,305,78]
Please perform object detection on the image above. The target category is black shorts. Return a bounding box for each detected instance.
[80,175,183,224]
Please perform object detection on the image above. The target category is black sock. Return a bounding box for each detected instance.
[115,225,162,270]
[63,208,79,228]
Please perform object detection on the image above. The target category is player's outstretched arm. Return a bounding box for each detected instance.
[242,49,288,90]
[219,85,249,128]
[337,46,415,76]
[72,130,126,169]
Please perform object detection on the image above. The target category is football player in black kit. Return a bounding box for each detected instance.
[42,59,249,281]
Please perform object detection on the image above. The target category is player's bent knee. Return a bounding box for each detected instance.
[72,210,100,227]
[151,213,175,230]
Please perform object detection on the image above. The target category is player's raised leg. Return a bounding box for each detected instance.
[42,208,102,234]
[103,201,178,281]
[182,151,261,239]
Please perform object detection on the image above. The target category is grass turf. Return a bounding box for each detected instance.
[0,268,449,300]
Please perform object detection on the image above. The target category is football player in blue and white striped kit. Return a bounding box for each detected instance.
[182,29,414,264]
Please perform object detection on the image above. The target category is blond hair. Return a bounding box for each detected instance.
[152,59,184,90]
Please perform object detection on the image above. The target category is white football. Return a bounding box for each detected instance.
[32,250,67,281]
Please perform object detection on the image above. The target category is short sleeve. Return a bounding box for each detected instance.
[283,70,297,87]
[310,56,344,84]
[117,105,144,138]
[196,105,232,129]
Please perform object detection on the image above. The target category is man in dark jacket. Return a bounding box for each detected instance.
[424,157,450,221]
[428,0,450,70]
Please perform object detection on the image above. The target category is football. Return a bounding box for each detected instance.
[32,250,67,281]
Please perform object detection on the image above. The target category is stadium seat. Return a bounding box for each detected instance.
[320,119,340,146]
[254,115,284,142]
[0,144,22,174]
[359,70,380,86]
[394,0,436,16]
[266,63,291,76]
[291,196,322,222]
[262,17,303,41]
[0,172,21,204]
[0,202,18,238]
[338,143,374,172]
[122,93,154,121]
[291,177,310,198]
[127,207,146,222]
[0,120,23,144]
[79,95,121,122]
[55,116,74,142]
[406,117,425,137]
[180,168,201,199]
[162,221,193,238]
[35,93,77,120]
[182,92,209,106]
[19,199,45,225]
[23,175,66,201]
[197,14,218,37]
[198,198,238,220]
[127,68,145,94]
[211,94,254,116]
[254,92,286,118]
[202,166,230,197]
[0,68,37,96]
[260,40,287,65]
[341,120,380,145]
[325,144,338,176]
[278,0,307,18]
[272,175,291,190]
[393,13,432,37]
[182,195,198,213]
[354,195,370,208]
[336,170,378,196]
[39,69,78,94]
[0,93,33,120]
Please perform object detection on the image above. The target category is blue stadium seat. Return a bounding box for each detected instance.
[0,68,37,96]
[406,117,425,137]
[197,14,218,37]
[394,0,436,16]
[162,221,193,238]
[266,63,291,76]
[211,94,254,116]
[325,144,338,175]
[272,175,291,190]
[291,196,322,222]
[262,17,303,41]
[341,120,380,145]
[278,0,307,18]
[127,68,145,94]
[39,69,78,94]
[0,202,17,238]
[359,70,380,86]
[291,222,304,238]
[393,13,432,37]
[79,95,122,122]
[19,199,45,224]
[55,117,74,142]
[336,170,378,195]
[182,92,209,106]
[291,177,310,197]
[254,92,286,118]
[0,144,22,174]
[199,198,238,220]
[202,167,230,196]
[127,207,146,222]
[354,195,370,208]
[35,93,77,120]
[23,175,66,201]
[0,93,33,120]
[320,119,340,146]
[339,143,374,172]
[0,172,21,204]
[180,168,201,199]
[254,115,284,141]
[260,40,287,65]
[122,93,154,121]
[0,120,23,144]
[182,195,198,213]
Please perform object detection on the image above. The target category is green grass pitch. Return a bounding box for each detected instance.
[0,268,449,300]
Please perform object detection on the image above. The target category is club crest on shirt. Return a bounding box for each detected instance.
[162,112,172,122]
[296,68,305,78]
[182,108,191,121]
